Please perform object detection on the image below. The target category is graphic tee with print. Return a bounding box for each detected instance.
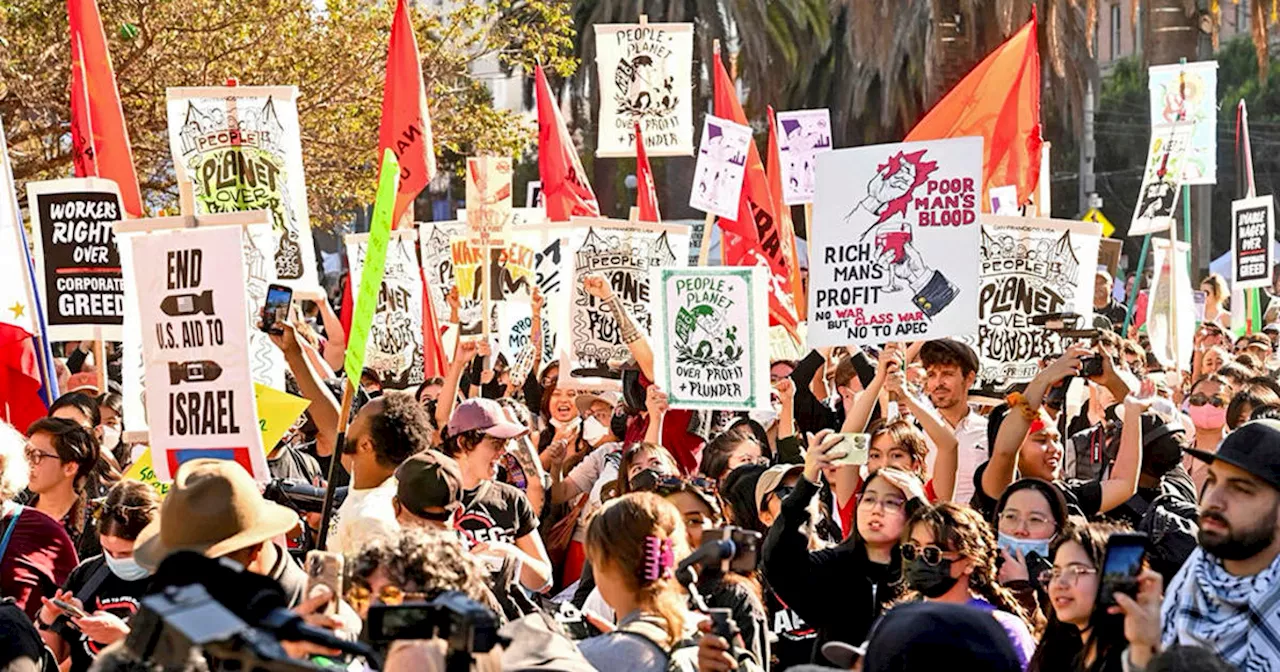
[455,480,538,548]
[51,556,150,672]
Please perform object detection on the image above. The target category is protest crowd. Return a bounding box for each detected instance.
[3,2,1280,672]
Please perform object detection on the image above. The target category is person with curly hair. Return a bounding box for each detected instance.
[38,480,159,672]
[332,391,434,556]
[899,502,1036,668]
[346,527,502,620]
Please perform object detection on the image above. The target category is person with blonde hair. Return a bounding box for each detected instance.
[1201,273,1231,327]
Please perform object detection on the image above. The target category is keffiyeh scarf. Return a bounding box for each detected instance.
[1163,547,1280,671]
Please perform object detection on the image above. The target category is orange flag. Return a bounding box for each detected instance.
[68,0,143,218]
[905,12,1041,210]
[711,48,799,334]
[765,107,806,320]
[378,0,436,227]
[635,122,660,222]
[535,64,600,221]
[419,268,448,379]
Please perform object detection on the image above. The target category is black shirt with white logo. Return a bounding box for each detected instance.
[455,480,538,548]
[50,556,149,672]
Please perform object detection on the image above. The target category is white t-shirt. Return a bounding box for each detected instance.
[923,406,989,505]
[565,444,623,544]
[331,476,400,556]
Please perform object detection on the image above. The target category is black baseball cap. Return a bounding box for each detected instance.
[1184,419,1280,490]
[863,602,1020,672]
[394,450,464,520]
[919,339,979,376]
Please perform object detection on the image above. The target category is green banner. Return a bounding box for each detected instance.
[344,149,400,383]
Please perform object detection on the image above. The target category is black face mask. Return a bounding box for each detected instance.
[905,557,960,598]
[610,410,630,441]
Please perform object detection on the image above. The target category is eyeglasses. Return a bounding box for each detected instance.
[654,475,718,494]
[768,485,795,505]
[858,492,906,513]
[24,449,59,465]
[900,543,956,565]
[998,511,1055,531]
[1038,566,1098,587]
[1188,393,1226,408]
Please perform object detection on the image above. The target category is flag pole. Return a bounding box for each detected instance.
[698,37,722,268]
[93,326,106,393]
[315,380,354,551]
[1123,236,1151,334]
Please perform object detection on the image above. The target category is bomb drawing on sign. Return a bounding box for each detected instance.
[842,149,959,317]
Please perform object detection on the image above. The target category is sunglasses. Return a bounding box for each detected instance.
[654,475,719,495]
[900,543,949,566]
[1188,393,1226,408]
[345,584,427,613]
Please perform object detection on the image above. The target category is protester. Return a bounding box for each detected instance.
[1199,274,1231,327]
[0,421,78,620]
[392,451,463,529]
[331,391,433,555]
[39,481,158,672]
[95,393,125,468]
[24,417,103,559]
[899,503,1035,666]
[1023,522,1128,672]
[1181,374,1230,494]
[917,339,987,505]
[345,526,502,619]
[1094,270,1127,331]
[994,479,1070,620]
[1224,377,1280,429]
[862,602,1022,672]
[441,398,552,593]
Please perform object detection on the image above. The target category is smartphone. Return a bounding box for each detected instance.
[261,283,294,335]
[1079,354,1104,378]
[828,433,870,466]
[709,607,737,643]
[1095,532,1148,609]
[50,598,87,620]
[304,550,344,616]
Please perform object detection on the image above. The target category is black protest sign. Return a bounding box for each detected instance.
[27,178,125,339]
[1232,196,1274,290]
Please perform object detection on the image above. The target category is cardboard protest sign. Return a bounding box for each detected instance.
[240,222,287,390]
[166,87,320,295]
[653,266,768,410]
[808,137,982,347]
[526,181,542,208]
[561,219,690,389]
[775,109,832,205]
[1098,238,1122,278]
[346,230,424,389]
[969,215,1101,391]
[593,22,694,158]
[346,151,399,383]
[497,301,555,377]
[1130,124,1193,236]
[418,220,467,322]
[117,231,148,436]
[129,225,265,481]
[465,157,514,240]
[26,178,125,340]
[1232,196,1274,290]
[1149,61,1218,185]
[689,115,751,219]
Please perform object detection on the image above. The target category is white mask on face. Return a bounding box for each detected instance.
[103,552,149,581]
[99,425,121,452]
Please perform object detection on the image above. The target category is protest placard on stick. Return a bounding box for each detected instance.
[346,229,425,389]
[594,20,694,158]
[1232,195,1274,290]
[775,109,832,205]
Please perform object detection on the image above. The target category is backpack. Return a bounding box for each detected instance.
[1134,489,1199,584]
[615,616,701,672]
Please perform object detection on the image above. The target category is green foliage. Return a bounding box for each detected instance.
[0,0,576,228]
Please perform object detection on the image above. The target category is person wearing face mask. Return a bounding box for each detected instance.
[899,503,1036,669]
[95,393,126,469]
[994,479,1070,622]
[1181,374,1230,494]
[37,481,158,672]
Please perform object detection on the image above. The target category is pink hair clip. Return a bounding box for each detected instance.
[642,535,676,582]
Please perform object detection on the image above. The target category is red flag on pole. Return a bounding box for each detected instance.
[765,107,806,320]
[535,65,599,221]
[378,0,436,228]
[68,0,144,218]
[711,48,799,334]
[635,122,660,222]
[905,11,1041,211]
[419,269,448,379]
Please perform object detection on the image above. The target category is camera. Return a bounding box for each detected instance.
[1079,354,1104,378]
[262,479,348,514]
[365,592,507,672]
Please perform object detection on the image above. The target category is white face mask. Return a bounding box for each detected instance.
[582,415,608,443]
[103,552,149,581]
[99,425,121,452]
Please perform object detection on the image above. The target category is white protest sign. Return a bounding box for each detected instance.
[346,230,425,389]
[26,178,125,340]
[166,86,321,296]
[776,109,832,205]
[1231,195,1274,290]
[808,137,983,347]
[593,22,694,158]
[969,215,1101,391]
[561,218,690,389]
[1148,237,1194,370]
[129,225,265,482]
[653,266,768,411]
[689,114,751,220]
[418,220,467,323]
[465,157,514,240]
[1149,61,1218,185]
[1130,124,1193,237]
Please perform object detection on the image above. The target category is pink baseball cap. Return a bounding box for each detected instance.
[447,398,529,439]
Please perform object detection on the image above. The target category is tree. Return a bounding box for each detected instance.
[0,0,577,228]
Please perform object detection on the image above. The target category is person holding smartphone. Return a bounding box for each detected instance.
[38,481,158,672]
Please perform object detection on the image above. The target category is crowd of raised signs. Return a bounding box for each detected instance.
[3,262,1280,672]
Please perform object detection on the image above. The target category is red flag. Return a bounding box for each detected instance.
[905,12,1041,210]
[711,49,799,334]
[378,0,436,228]
[635,122,660,222]
[68,0,144,218]
[339,270,353,338]
[765,107,806,320]
[535,65,599,221]
[419,269,448,379]
[0,330,47,434]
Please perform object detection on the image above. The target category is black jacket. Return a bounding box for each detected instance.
[760,477,899,662]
